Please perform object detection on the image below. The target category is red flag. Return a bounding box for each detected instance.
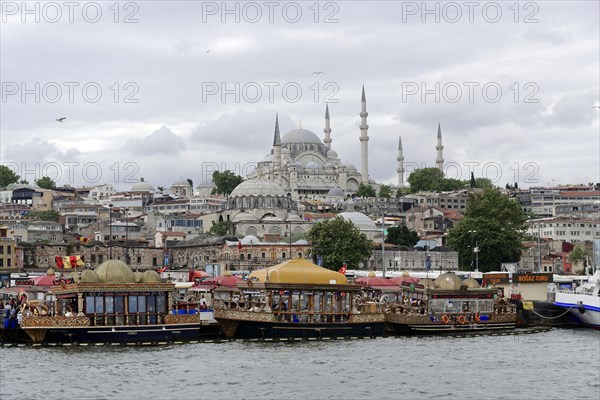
[55,256,64,269]
[237,241,242,250]
[338,264,347,275]
[482,279,487,287]
[158,266,167,273]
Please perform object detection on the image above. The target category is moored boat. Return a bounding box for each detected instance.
[20,260,221,344]
[384,272,517,335]
[213,259,385,340]
[554,269,600,328]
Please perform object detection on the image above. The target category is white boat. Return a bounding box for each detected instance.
[554,269,600,328]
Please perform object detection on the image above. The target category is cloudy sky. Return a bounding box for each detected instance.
[1,0,599,190]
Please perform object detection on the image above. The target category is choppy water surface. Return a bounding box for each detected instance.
[1,329,598,400]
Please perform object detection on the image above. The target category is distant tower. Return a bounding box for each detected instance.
[323,104,332,150]
[436,123,444,173]
[397,136,405,188]
[273,113,282,178]
[359,86,369,184]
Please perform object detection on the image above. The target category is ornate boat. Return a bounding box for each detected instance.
[384,272,517,335]
[20,260,221,344]
[213,259,385,340]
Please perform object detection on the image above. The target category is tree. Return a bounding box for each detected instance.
[0,165,19,188]
[474,178,494,190]
[469,172,477,188]
[407,168,444,192]
[208,220,233,236]
[569,245,589,273]
[35,176,56,190]
[385,225,419,247]
[447,188,527,272]
[211,170,244,196]
[26,210,61,222]
[307,217,372,270]
[354,183,376,198]
[378,184,392,199]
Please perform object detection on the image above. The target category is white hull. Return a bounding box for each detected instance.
[555,291,600,328]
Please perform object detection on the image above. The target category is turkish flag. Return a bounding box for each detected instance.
[238,241,242,250]
[339,265,347,274]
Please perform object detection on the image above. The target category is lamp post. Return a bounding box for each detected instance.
[108,203,113,259]
[287,193,292,259]
[124,207,130,265]
[468,230,477,273]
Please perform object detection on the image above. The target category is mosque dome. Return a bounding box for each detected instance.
[337,212,377,232]
[281,128,323,144]
[326,149,338,160]
[134,271,143,283]
[327,187,345,197]
[240,235,260,245]
[131,177,154,192]
[95,260,135,283]
[419,278,437,289]
[230,179,287,197]
[434,272,463,290]
[140,270,162,283]
[172,178,191,187]
[261,153,274,163]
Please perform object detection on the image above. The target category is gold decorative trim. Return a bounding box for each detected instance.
[21,316,90,328]
[164,314,200,324]
[214,309,276,323]
[348,314,385,323]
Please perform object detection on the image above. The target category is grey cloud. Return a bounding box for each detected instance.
[124,126,186,155]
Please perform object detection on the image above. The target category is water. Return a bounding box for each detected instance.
[1,329,598,400]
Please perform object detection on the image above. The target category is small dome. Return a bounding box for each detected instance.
[434,272,463,290]
[172,178,191,187]
[337,212,377,232]
[240,235,260,245]
[327,187,344,197]
[230,179,287,197]
[281,128,323,144]
[133,271,143,283]
[140,270,162,283]
[419,278,437,289]
[285,213,303,222]
[95,260,135,283]
[46,267,55,276]
[232,212,256,223]
[463,278,480,288]
[70,269,100,283]
[367,271,376,277]
[131,177,154,192]
[326,149,338,159]
[402,271,410,277]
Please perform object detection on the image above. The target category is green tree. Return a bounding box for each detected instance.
[211,170,244,196]
[438,178,466,191]
[569,245,589,273]
[354,183,376,197]
[307,217,373,270]
[35,176,57,189]
[378,184,392,199]
[385,225,419,247]
[447,188,527,272]
[408,168,444,192]
[208,220,233,236]
[469,172,477,188]
[26,210,61,222]
[0,165,19,188]
[474,178,494,190]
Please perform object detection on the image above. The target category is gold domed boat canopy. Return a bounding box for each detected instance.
[249,258,348,284]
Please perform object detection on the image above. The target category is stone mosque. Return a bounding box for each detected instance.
[248,86,445,200]
[215,86,446,240]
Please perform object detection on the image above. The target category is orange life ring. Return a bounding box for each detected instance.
[441,314,450,324]
[457,315,466,325]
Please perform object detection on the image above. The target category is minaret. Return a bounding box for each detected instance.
[436,123,444,173]
[359,86,369,184]
[323,104,332,150]
[397,136,405,188]
[273,113,282,179]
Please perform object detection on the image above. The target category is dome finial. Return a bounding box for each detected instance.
[297,120,302,129]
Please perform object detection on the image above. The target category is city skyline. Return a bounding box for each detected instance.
[1,1,599,190]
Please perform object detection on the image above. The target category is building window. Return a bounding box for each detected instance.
[262,252,266,259]
[137,256,141,264]
[152,257,157,266]
[91,254,96,263]
[7,259,11,267]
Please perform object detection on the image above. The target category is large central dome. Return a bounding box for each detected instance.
[230,179,287,197]
[281,128,323,144]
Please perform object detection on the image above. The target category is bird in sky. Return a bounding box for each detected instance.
[593,106,600,109]
[312,71,323,75]
[56,117,66,122]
